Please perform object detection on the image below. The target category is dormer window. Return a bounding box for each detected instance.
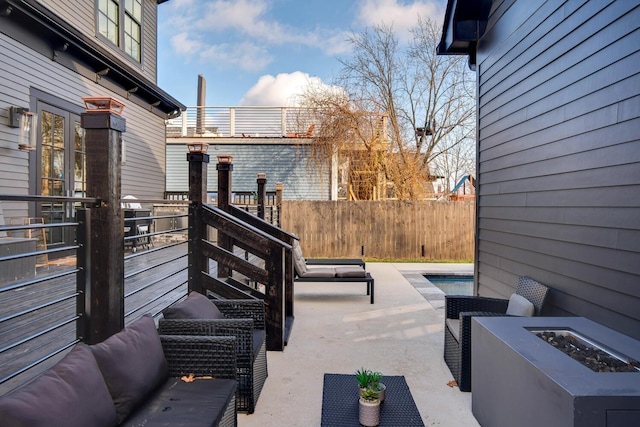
[97,0,142,62]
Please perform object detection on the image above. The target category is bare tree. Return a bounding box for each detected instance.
[300,17,476,200]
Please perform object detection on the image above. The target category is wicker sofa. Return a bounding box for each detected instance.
[444,276,549,392]
[0,314,238,426]
[159,292,268,414]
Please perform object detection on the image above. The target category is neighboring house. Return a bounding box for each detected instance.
[0,0,184,248]
[439,0,640,339]
[165,106,395,201]
[165,107,334,200]
[166,139,332,201]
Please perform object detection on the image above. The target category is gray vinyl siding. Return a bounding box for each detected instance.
[474,0,640,339]
[39,0,158,82]
[166,143,330,200]
[1,31,167,206]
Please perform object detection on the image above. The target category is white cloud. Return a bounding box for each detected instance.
[239,72,340,106]
[170,31,272,71]
[357,0,442,42]
[170,32,204,56]
[201,42,273,72]
[161,0,352,69]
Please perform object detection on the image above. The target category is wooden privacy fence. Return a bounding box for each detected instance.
[280,200,475,260]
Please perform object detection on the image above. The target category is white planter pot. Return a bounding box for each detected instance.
[359,398,381,426]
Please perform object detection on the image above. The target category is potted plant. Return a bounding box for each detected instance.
[355,368,372,397]
[370,371,386,402]
[359,387,381,426]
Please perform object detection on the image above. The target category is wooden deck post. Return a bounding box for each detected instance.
[256,173,266,220]
[81,107,125,344]
[265,245,286,351]
[187,144,210,294]
[217,155,233,278]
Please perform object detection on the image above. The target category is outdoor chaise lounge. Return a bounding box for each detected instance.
[159,292,267,414]
[444,276,549,392]
[292,240,375,304]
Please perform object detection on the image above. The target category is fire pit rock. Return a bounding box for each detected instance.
[471,316,640,427]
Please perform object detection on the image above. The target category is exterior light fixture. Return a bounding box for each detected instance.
[186,142,209,153]
[82,96,125,116]
[9,107,37,151]
[9,107,36,151]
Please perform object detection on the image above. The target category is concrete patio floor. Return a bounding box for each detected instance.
[238,262,479,426]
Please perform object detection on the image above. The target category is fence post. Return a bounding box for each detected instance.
[217,155,233,278]
[275,182,283,228]
[187,144,210,294]
[257,173,266,220]
[81,101,125,344]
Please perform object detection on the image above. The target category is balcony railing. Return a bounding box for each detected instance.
[166,106,315,138]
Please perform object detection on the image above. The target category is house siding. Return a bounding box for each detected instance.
[166,142,330,200]
[475,0,640,338]
[39,0,158,82]
[1,31,167,209]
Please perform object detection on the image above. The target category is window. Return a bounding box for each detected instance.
[97,0,142,62]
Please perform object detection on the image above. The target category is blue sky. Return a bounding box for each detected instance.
[157,0,446,107]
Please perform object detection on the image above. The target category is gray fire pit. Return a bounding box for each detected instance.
[471,316,640,427]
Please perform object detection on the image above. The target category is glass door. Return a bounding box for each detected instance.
[36,102,85,251]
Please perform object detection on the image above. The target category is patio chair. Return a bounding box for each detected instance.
[444,276,549,392]
[292,240,375,303]
[158,292,267,413]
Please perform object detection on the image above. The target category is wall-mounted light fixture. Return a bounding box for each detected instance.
[9,107,37,151]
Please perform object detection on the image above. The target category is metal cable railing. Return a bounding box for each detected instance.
[0,194,190,394]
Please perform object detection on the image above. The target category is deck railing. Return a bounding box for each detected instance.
[0,194,189,395]
[166,106,315,138]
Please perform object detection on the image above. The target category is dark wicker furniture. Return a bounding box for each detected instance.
[444,276,549,392]
[321,374,424,426]
[159,299,268,414]
[0,315,238,427]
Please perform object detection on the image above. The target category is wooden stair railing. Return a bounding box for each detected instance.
[228,205,296,321]
[195,203,290,351]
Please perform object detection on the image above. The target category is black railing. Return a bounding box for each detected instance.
[0,194,190,395]
[189,203,290,351]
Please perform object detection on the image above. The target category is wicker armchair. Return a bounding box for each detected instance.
[159,335,238,427]
[444,276,549,392]
[159,299,267,413]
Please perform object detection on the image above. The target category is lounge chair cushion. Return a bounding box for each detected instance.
[0,344,117,427]
[299,266,336,278]
[505,293,535,316]
[163,291,225,320]
[335,266,367,278]
[91,314,169,423]
[446,318,461,342]
[292,240,308,276]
